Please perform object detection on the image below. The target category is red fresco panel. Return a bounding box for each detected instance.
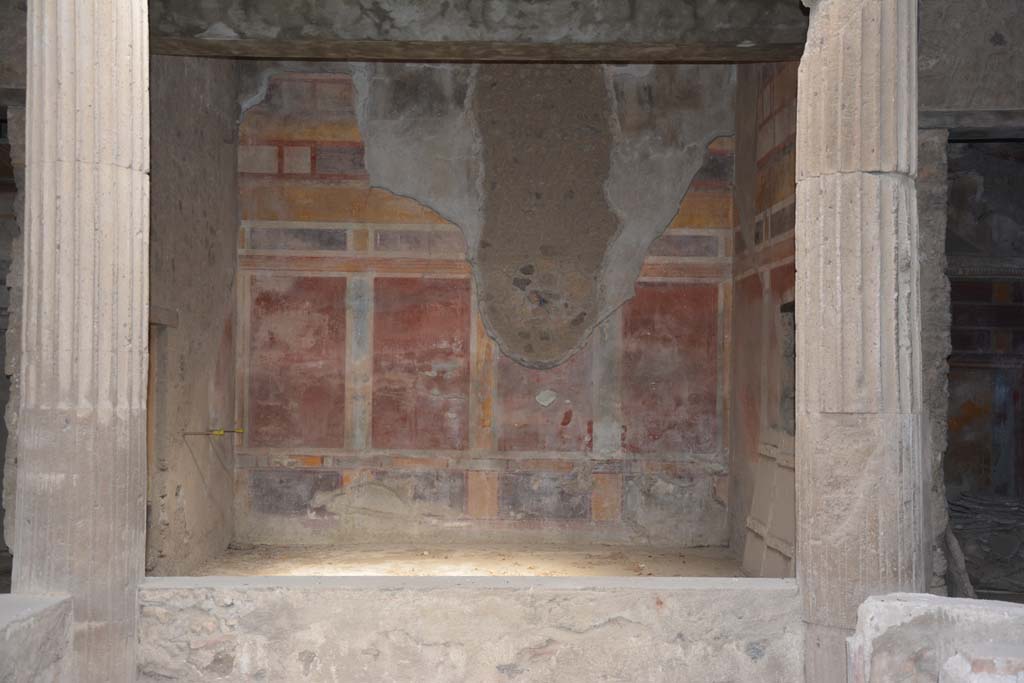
[372,278,471,450]
[248,275,347,448]
[622,283,719,454]
[497,344,593,452]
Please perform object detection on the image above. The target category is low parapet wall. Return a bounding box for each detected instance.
[138,576,802,682]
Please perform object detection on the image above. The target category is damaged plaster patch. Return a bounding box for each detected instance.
[535,390,558,407]
[601,64,735,317]
[238,61,352,114]
[196,21,240,40]
[475,64,617,367]
[352,62,484,247]
[354,63,735,369]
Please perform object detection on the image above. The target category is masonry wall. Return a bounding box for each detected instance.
[147,56,240,575]
[945,142,1024,499]
[728,63,798,563]
[849,593,1024,681]
[232,69,735,548]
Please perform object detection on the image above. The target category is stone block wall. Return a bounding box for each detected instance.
[849,593,1024,682]
[729,62,798,560]
[232,70,735,548]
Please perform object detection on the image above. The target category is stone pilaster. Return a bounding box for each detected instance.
[795,0,925,678]
[12,0,149,679]
[345,275,373,451]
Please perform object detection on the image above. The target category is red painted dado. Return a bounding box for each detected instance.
[622,283,720,454]
[249,275,347,448]
[497,343,594,452]
[372,278,472,450]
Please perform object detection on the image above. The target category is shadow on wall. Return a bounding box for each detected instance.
[0,107,21,591]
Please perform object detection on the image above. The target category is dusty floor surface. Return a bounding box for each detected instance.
[193,543,743,577]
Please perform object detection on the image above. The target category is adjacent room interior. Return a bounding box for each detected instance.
[143,60,800,580]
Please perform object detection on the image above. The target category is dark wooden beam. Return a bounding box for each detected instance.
[150,38,805,63]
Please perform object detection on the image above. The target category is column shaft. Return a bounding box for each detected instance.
[13,0,149,679]
[795,0,925,677]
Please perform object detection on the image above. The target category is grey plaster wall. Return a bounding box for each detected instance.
[138,576,803,682]
[920,0,1024,114]
[0,595,72,682]
[148,56,240,575]
[354,63,734,368]
[849,593,1024,682]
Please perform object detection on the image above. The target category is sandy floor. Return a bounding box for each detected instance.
[194,543,743,578]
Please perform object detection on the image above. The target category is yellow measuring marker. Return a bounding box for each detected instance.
[183,428,245,437]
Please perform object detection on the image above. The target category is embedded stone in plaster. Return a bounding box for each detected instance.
[354,63,734,368]
[475,64,617,367]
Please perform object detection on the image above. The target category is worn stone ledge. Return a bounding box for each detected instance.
[139,576,802,681]
[143,575,795,590]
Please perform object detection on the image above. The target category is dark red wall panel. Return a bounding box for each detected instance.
[497,345,593,452]
[372,278,471,450]
[622,283,719,454]
[248,275,347,447]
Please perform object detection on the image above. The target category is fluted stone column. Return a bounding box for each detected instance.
[12,0,149,679]
[795,0,926,679]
